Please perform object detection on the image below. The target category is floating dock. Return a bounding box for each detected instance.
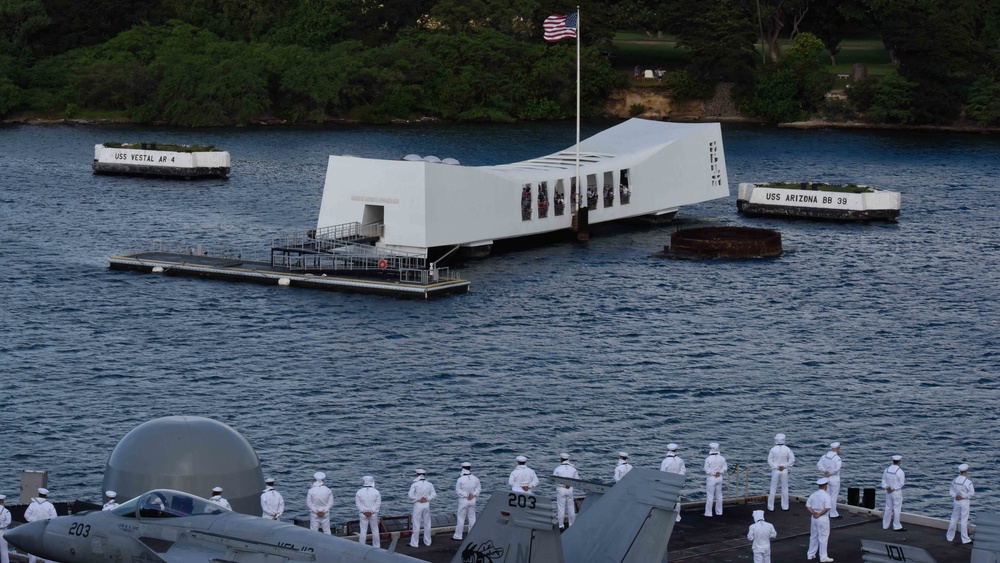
[93,142,231,179]
[110,224,470,299]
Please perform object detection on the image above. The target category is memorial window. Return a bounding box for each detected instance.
[620,169,631,204]
[603,171,614,208]
[586,174,598,210]
[537,181,549,218]
[554,180,566,216]
[521,183,532,221]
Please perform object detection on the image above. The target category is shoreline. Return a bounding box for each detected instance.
[2,114,997,134]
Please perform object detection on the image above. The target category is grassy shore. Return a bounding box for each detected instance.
[611,32,895,85]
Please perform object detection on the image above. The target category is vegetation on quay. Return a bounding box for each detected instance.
[759,182,873,193]
[103,142,221,152]
[0,0,998,127]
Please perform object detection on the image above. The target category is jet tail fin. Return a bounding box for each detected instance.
[561,468,683,563]
[449,491,562,563]
[860,539,938,562]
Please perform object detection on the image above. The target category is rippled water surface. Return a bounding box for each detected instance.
[1,121,999,523]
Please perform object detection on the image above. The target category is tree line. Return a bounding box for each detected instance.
[1,0,997,126]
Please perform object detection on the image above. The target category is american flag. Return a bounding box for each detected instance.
[543,13,577,42]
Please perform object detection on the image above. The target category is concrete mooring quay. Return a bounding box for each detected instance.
[109,251,470,299]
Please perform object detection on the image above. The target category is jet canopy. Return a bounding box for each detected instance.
[111,489,228,519]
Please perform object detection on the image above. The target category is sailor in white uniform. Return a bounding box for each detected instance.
[881,455,905,531]
[817,442,842,518]
[704,443,727,517]
[208,486,231,510]
[355,476,381,548]
[746,509,777,563]
[614,452,633,482]
[508,455,539,494]
[553,453,580,529]
[946,463,974,544]
[24,488,57,563]
[0,494,11,563]
[661,443,686,522]
[261,477,284,520]
[307,472,334,534]
[806,478,834,562]
[102,490,119,511]
[453,462,480,540]
[408,469,437,548]
[767,433,795,511]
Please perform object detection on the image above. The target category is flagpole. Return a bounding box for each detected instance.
[574,6,581,218]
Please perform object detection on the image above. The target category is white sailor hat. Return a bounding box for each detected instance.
[667,443,678,451]
[559,452,570,460]
[106,490,117,498]
[709,442,720,453]
[212,486,223,493]
[0,494,6,501]
[516,455,527,463]
[314,471,326,480]
[959,463,969,472]
[363,475,375,486]
[774,433,786,445]
[817,477,829,486]
[752,509,764,522]
[461,462,472,468]
[415,468,426,475]
[38,487,49,496]
[618,451,629,458]
[265,477,275,484]
[892,455,902,461]
[830,441,841,449]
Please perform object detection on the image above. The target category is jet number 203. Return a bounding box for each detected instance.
[68,522,91,537]
[508,493,536,509]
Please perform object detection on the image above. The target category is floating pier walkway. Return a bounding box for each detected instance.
[110,223,470,299]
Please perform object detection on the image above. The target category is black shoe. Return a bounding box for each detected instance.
[894,528,907,532]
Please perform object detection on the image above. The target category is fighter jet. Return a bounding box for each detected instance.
[6,468,683,563]
[5,488,426,563]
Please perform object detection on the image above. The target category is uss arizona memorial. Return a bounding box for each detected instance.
[316,118,730,258]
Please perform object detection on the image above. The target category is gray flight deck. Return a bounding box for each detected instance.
[383,496,977,563]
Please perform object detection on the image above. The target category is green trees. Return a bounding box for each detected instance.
[743,33,832,122]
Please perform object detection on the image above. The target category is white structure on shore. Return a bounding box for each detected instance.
[316,118,729,257]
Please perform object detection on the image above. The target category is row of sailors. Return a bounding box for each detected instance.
[0,444,975,558]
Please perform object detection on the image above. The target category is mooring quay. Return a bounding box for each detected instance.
[109,223,470,299]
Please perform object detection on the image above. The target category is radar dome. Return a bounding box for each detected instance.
[102,416,263,515]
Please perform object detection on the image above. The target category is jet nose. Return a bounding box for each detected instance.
[4,520,50,556]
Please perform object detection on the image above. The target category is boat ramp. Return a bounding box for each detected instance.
[109,223,469,299]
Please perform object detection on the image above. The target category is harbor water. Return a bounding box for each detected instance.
[1,120,998,525]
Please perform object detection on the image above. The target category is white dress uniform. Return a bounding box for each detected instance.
[817,443,842,518]
[881,457,905,530]
[614,453,633,482]
[704,444,727,517]
[453,465,481,540]
[767,434,795,511]
[208,488,232,511]
[806,479,833,562]
[0,496,11,563]
[746,510,777,563]
[102,490,119,511]
[508,456,539,494]
[661,444,686,522]
[946,464,974,544]
[355,476,381,548]
[261,482,284,520]
[24,490,57,563]
[307,472,335,534]
[553,455,580,529]
[408,471,437,548]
